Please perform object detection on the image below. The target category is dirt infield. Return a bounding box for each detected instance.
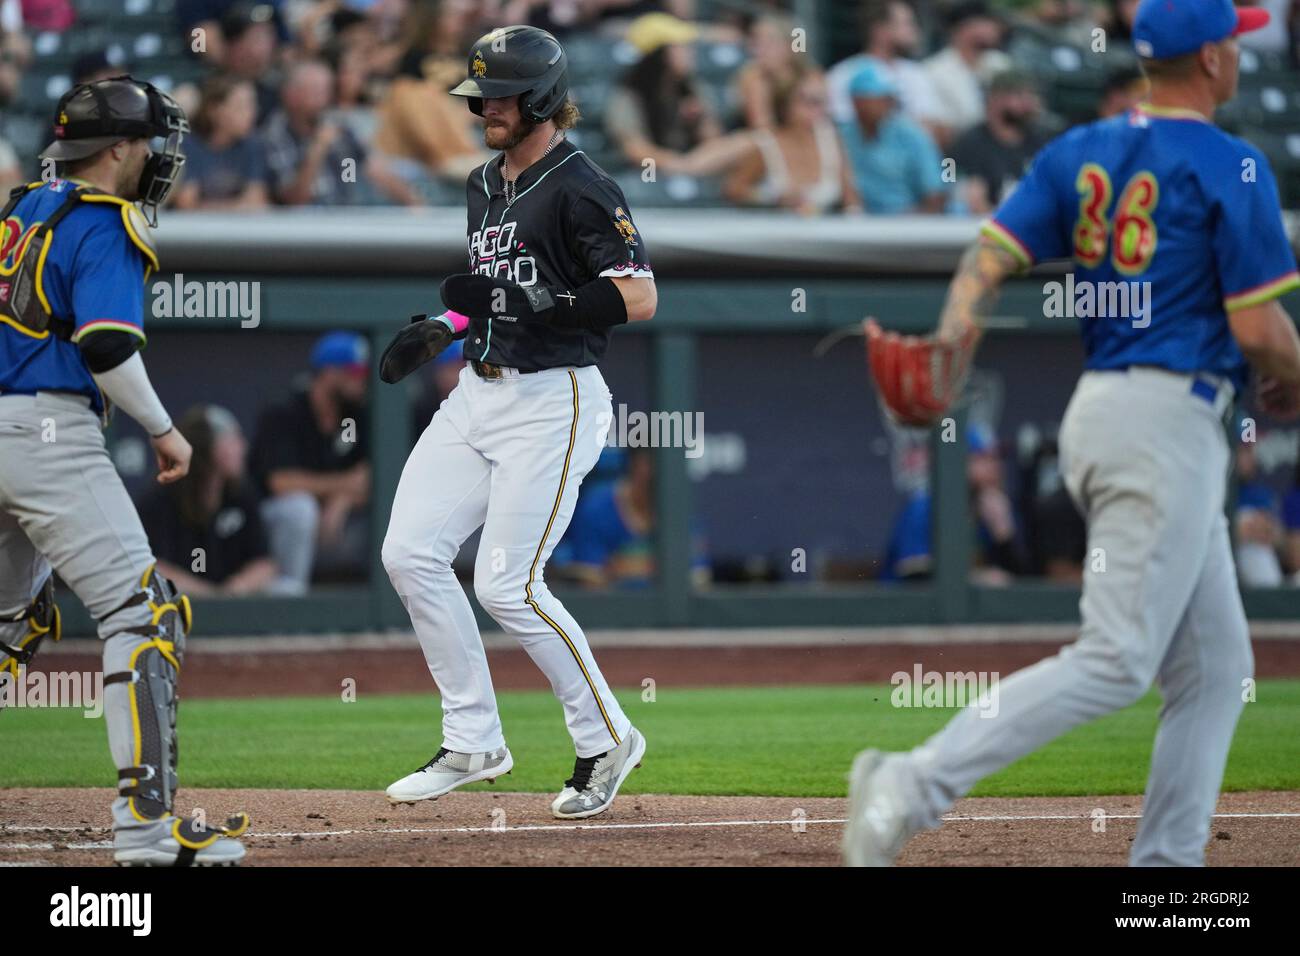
[2,788,1297,867]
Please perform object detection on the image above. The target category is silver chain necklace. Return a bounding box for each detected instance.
[502,129,562,205]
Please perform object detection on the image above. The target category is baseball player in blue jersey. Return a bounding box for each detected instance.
[848,0,1300,866]
[0,77,248,864]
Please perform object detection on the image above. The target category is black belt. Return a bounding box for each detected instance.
[470,360,539,379]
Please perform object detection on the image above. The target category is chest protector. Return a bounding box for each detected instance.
[0,182,159,341]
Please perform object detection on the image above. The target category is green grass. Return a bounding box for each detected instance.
[5,682,1298,798]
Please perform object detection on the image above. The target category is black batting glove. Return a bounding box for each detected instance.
[379,314,455,384]
[440,274,558,323]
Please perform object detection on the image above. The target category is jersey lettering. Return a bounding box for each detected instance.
[1072,163,1111,268]
[1112,172,1159,276]
[1073,165,1159,276]
[469,219,537,286]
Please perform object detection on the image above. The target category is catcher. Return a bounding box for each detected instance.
[849,0,1300,866]
[0,77,247,865]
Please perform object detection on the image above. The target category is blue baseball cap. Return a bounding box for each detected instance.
[311,331,369,373]
[1132,0,1269,60]
[849,58,899,99]
[967,423,994,454]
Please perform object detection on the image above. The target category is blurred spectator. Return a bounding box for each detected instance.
[14,0,70,32]
[327,41,379,146]
[178,0,288,65]
[724,68,861,214]
[1100,0,1139,46]
[138,405,277,596]
[251,332,372,594]
[733,12,803,130]
[0,16,26,113]
[71,51,126,86]
[555,448,711,589]
[0,133,21,191]
[305,2,409,84]
[1014,0,1099,48]
[1016,426,1086,582]
[922,1,1011,141]
[503,0,603,34]
[217,2,282,124]
[839,60,946,214]
[605,13,723,168]
[827,1,943,139]
[1281,444,1300,581]
[174,74,270,209]
[950,69,1049,215]
[0,14,22,190]
[1234,436,1285,587]
[881,425,1026,583]
[1097,65,1146,118]
[372,43,491,187]
[1238,0,1291,54]
[262,59,421,206]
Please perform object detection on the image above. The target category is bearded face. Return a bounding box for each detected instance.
[481,96,538,150]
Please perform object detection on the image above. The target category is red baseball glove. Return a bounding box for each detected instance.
[864,319,976,427]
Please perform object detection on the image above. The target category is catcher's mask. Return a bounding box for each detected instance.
[40,75,189,227]
[449,25,569,123]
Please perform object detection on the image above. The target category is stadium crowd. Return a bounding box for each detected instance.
[5,0,1300,592]
[2,0,1297,212]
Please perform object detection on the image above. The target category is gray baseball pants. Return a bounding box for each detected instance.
[901,368,1253,865]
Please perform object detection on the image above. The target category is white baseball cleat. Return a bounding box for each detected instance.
[386,746,513,804]
[551,727,646,819]
[842,749,920,867]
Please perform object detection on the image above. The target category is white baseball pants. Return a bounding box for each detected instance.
[382,364,630,758]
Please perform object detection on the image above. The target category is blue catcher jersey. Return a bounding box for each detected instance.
[982,104,1300,388]
[0,179,156,413]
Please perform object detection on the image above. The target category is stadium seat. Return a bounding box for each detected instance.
[1237,127,1300,208]
[1224,84,1300,131]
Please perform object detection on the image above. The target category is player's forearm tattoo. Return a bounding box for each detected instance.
[937,239,1019,342]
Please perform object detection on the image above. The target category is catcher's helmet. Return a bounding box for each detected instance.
[449,25,569,123]
[40,75,189,226]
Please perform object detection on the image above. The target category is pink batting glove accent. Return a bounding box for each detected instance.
[437,309,470,333]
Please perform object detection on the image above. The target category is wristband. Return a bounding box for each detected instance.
[435,309,470,334]
[548,277,628,331]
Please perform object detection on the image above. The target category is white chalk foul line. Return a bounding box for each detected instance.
[0,841,110,851]
[1,810,1297,848]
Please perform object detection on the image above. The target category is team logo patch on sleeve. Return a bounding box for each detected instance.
[613,207,637,246]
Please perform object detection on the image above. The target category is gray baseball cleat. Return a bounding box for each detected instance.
[114,813,249,867]
[551,727,646,819]
[386,746,513,804]
[842,749,921,867]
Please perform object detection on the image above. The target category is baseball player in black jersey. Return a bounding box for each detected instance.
[380,26,656,818]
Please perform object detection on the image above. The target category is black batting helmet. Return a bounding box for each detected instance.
[40,76,189,226]
[449,25,569,123]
